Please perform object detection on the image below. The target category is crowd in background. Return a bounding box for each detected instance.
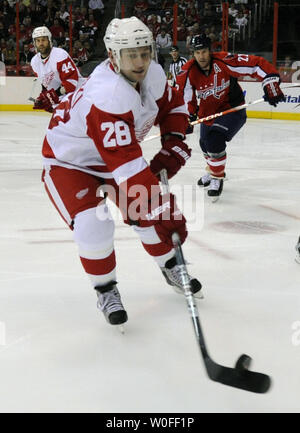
[0,0,296,82]
[134,0,252,57]
[0,0,106,75]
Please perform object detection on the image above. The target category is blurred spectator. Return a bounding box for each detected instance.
[88,12,98,34]
[19,43,34,64]
[161,0,174,12]
[156,27,172,49]
[134,0,149,14]
[0,39,7,62]
[19,24,31,45]
[209,32,222,51]
[73,40,90,66]
[8,23,16,39]
[88,0,104,24]
[176,15,187,41]
[200,1,215,24]
[233,10,248,30]
[50,18,65,44]
[79,19,96,46]
[0,22,8,39]
[59,4,70,25]
[228,3,239,19]
[147,14,161,39]
[177,0,186,16]
[185,14,199,31]
[162,11,173,33]
[135,9,148,24]
[4,39,16,65]
[147,0,162,12]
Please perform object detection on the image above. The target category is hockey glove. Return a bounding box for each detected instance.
[186,112,198,134]
[33,88,60,113]
[138,192,187,247]
[150,135,191,179]
[262,74,285,107]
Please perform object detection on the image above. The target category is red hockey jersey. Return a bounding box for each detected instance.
[176,51,280,124]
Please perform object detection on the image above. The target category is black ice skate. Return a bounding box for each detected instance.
[95,281,128,326]
[198,172,226,187]
[197,172,211,187]
[295,236,300,264]
[207,178,224,202]
[161,257,203,299]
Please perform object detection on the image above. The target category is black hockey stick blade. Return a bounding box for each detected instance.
[204,357,271,394]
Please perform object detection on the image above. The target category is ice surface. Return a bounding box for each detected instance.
[0,112,299,413]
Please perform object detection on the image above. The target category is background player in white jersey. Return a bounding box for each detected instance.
[31,26,83,113]
[41,17,202,327]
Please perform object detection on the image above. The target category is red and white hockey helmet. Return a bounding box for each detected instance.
[32,26,52,49]
[104,17,155,72]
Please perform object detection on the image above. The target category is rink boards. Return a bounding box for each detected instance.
[0,76,300,120]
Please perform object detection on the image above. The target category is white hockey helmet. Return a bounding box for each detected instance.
[32,26,52,49]
[104,17,154,72]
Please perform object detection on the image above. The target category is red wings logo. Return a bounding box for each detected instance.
[42,71,55,88]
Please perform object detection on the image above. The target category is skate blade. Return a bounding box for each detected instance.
[118,325,125,334]
[211,196,220,203]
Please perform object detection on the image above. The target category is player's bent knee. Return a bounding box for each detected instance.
[73,207,115,250]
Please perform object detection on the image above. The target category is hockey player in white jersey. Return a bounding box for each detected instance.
[41,17,202,327]
[31,26,83,113]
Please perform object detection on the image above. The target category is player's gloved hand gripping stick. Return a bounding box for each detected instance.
[160,168,271,394]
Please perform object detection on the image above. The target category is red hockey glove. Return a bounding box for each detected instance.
[262,74,285,107]
[150,136,191,179]
[138,192,187,247]
[33,88,60,113]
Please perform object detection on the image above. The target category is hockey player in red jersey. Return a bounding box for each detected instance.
[177,34,285,201]
[31,26,83,113]
[41,17,202,327]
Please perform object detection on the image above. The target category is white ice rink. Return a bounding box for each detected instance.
[0,112,300,413]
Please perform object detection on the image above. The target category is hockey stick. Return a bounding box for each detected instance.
[160,168,271,393]
[144,83,300,143]
[28,78,39,103]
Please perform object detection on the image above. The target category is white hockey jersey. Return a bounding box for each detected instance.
[43,59,188,192]
[31,47,83,94]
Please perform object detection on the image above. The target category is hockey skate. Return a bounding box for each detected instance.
[295,236,300,264]
[198,172,226,188]
[95,281,128,328]
[208,178,224,202]
[161,257,203,299]
[197,172,211,187]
